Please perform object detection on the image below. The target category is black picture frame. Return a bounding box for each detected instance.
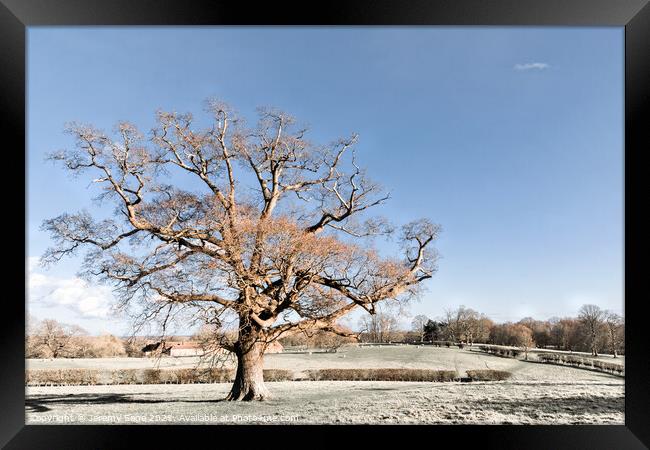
[2,0,648,448]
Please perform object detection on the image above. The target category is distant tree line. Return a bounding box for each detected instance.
[26,317,145,358]
[277,329,357,350]
[26,304,623,358]
[358,304,624,357]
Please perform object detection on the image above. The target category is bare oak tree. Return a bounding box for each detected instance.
[358,304,401,343]
[411,314,429,342]
[578,304,605,357]
[511,323,535,360]
[31,319,87,358]
[42,101,440,400]
[603,311,623,358]
[442,306,479,344]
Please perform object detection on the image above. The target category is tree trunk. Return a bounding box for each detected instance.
[610,334,618,358]
[225,337,269,401]
[591,330,598,357]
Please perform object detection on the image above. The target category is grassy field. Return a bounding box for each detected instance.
[27,345,623,380]
[26,346,624,424]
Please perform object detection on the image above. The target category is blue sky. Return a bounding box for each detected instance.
[27,27,624,335]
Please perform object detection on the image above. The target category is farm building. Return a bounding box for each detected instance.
[168,341,204,357]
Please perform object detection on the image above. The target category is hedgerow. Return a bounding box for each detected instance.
[25,368,289,385]
[465,370,512,381]
[305,368,458,382]
[536,353,623,375]
[476,345,522,358]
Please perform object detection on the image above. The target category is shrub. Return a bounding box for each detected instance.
[209,368,235,383]
[183,368,233,383]
[188,368,205,383]
[155,369,175,383]
[263,369,294,381]
[477,345,523,359]
[181,368,203,383]
[143,369,161,384]
[26,369,99,386]
[167,368,188,384]
[536,353,624,376]
[466,370,512,381]
[64,369,98,385]
[457,343,465,349]
[111,369,139,385]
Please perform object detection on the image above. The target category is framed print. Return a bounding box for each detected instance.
[2,0,649,448]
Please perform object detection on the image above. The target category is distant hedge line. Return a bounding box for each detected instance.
[305,369,459,382]
[475,345,522,358]
[26,368,291,386]
[26,368,514,385]
[465,370,512,381]
[536,353,624,376]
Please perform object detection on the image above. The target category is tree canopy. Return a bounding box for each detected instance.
[42,100,440,400]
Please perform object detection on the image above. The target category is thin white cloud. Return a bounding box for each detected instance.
[27,256,41,272]
[27,258,113,319]
[514,62,550,71]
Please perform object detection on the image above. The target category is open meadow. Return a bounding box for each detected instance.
[26,345,624,425]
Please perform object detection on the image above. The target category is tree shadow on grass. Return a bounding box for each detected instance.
[488,381,623,387]
[467,394,624,419]
[352,387,400,392]
[26,393,230,413]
